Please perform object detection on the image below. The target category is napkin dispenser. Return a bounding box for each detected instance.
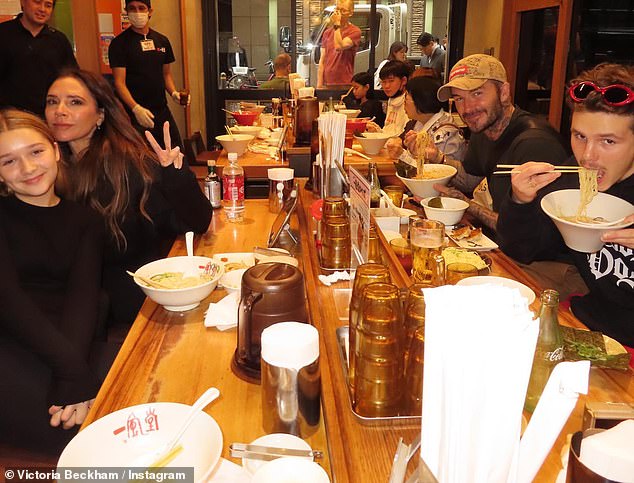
[233,263,308,381]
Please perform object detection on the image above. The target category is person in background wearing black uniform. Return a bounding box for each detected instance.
[497,63,634,354]
[0,109,108,454]
[0,0,77,116]
[343,71,386,127]
[45,69,211,329]
[108,0,189,149]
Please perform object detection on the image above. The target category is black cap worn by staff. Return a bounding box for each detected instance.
[125,0,151,7]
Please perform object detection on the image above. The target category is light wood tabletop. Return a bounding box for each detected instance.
[84,175,633,482]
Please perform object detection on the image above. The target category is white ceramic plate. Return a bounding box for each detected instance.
[448,230,499,252]
[456,276,536,304]
[242,433,313,476]
[58,402,223,482]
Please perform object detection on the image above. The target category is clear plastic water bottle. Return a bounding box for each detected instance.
[222,152,245,222]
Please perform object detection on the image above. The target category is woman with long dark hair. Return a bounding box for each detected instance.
[45,69,212,327]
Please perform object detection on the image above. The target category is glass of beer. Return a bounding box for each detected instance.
[410,219,445,285]
[354,282,403,417]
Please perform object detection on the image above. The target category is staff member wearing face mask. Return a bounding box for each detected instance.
[108,0,189,149]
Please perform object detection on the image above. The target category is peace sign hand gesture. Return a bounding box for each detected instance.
[145,121,184,169]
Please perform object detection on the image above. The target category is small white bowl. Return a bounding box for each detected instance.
[215,134,254,156]
[133,256,223,311]
[339,109,361,119]
[422,196,469,226]
[242,433,313,476]
[354,133,392,155]
[219,267,247,292]
[541,189,634,253]
[396,164,457,199]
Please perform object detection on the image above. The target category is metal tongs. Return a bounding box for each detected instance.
[229,443,324,462]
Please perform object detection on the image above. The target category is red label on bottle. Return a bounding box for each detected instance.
[222,175,245,201]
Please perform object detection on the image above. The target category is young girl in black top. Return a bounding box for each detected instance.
[344,71,386,127]
[0,109,104,453]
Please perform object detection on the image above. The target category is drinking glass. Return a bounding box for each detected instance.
[348,263,391,397]
[403,284,426,366]
[321,215,350,269]
[446,262,478,284]
[383,185,405,207]
[389,238,412,274]
[354,282,404,417]
[410,219,445,285]
[403,326,425,415]
[323,196,347,219]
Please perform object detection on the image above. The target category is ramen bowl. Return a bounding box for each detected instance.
[422,196,469,226]
[354,133,392,155]
[58,402,223,481]
[215,134,254,156]
[541,189,634,253]
[133,256,223,311]
[346,118,368,135]
[230,110,259,126]
[396,164,457,199]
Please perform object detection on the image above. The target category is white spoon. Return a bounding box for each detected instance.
[137,387,221,468]
[184,231,198,278]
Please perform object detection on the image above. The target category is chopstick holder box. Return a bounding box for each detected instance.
[261,322,321,437]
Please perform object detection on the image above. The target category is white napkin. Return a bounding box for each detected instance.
[204,292,239,331]
[318,270,352,286]
[420,285,538,483]
[206,457,251,482]
[517,360,589,483]
[579,419,634,483]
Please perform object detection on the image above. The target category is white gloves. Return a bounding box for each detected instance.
[132,104,155,128]
[171,90,191,106]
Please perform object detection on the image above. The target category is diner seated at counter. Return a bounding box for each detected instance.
[497,62,634,352]
[0,109,113,454]
[259,53,291,90]
[366,60,412,137]
[342,71,386,127]
[44,69,212,330]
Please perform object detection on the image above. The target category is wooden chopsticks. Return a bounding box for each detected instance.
[493,165,581,175]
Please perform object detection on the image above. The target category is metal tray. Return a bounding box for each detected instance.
[336,326,421,427]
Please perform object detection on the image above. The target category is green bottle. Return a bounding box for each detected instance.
[524,289,564,412]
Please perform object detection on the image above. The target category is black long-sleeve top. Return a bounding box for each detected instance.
[497,165,634,347]
[0,196,103,405]
[101,161,212,324]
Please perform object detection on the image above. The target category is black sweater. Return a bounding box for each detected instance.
[498,166,634,347]
[0,196,103,404]
[100,161,212,325]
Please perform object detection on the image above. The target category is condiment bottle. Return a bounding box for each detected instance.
[368,162,381,208]
[524,289,564,413]
[204,159,222,209]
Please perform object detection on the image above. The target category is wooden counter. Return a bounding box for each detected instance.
[84,179,634,482]
[195,149,289,178]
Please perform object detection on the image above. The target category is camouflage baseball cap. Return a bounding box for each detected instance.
[437,54,507,101]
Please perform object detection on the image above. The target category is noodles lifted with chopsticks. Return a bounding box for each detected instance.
[415,130,432,177]
[575,167,598,221]
[560,167,599,223]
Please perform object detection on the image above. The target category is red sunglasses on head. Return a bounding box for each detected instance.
[569,81,634,106]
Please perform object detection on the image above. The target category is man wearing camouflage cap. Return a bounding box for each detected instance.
[405,54,570,231]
